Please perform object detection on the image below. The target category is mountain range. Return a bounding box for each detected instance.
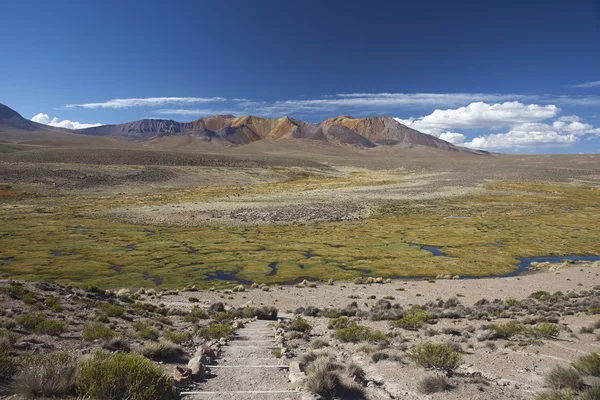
[0,103,485,154]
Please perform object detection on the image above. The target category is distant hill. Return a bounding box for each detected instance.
[0,103,486,154]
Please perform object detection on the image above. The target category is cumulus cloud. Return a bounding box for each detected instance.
[395,101,600,150]
[439,132,466,144]
[463,123,578,150]
[31,113,102,130]
[66,97,227,109]
[395,101,560,136]
[573,81,600,88]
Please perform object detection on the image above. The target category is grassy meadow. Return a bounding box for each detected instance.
[1,176,599,290]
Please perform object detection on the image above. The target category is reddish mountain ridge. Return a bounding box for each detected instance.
[0,103,486,154]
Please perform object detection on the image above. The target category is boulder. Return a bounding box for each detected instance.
[187,357,206,379]
[173,366,192,385]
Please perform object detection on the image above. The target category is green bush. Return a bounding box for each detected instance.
[334,322,388,344]
[328,316,351,329]
[489,321,526,339]
[75,351,176,400]
[44,296,63,312]
[22,293,40,305]
[98,303,125,318]
[6,284,27,299]
[0,345,19,382]
[16,313,46,330]
[33,319,66,336]
[162,331,191,344]
[393,310,429,330]
[188,296,199,302]
[573,352,600,377]
[214,312,234,322]
[132,321,159,341]
[408,343,462,372]
[197,323,232,340]
[532,323,560,339]
[14,352,77,398]
[289,317,312,332]
[184,307,209,323]
[82,322,115,342]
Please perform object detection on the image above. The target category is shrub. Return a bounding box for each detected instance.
[328,316,351,329]
[184,307,209,323]
[305,357,364,400]
[197,323,232,340]
[393,310,429,330]
[371,351,401,363]
[16,313,46,330]
[417,374,449,394]
[75,351,176,400]
[214,312,233,322]
[310,339,329,350]
[489,321,526,339]
[138,341,183,361]
[13,352,77,398]
[580,387,600,400]
[162,331,191,344]
[188,297,199,302]
[408,343,462,373]
[102,336,130,352]
[544,365,584,390]
[334,322,388,344]
[536,389,576,400]
[33,319,66,336]
[532,323,560,339]
[82,322,115,342]
[98,303,125,318]
[0,345,19,382]
[573,352,600,377]
[22,293,39,305]
[272,348,283,358]
[288,318,312,332]
[6,284,27,299]
[346,362,365,383]
[132,321,159,340]
[44,296,63,311]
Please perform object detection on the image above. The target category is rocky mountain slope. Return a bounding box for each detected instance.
[0,104,65,132]
[0,103,485,153]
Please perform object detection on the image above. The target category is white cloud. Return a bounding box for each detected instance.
[66,97,227,109]
[31,113,102,129]
[395,102,560,136]
[232,98,251,102]
[573,81,600,88]
[558,115,581,122]
[463,123,578,150]
[439,132,466,144]
[154,109,239,116]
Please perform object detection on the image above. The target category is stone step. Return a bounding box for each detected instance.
[208,365,288,369]
[183,390,301,400]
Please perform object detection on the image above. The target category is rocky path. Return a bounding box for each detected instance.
[183,320,300,400]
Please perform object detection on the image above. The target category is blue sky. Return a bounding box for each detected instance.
[1,0,599,153]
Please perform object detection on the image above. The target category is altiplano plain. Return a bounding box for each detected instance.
[1,109,600,400]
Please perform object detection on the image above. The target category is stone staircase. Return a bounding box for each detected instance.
[183,320,301,400]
